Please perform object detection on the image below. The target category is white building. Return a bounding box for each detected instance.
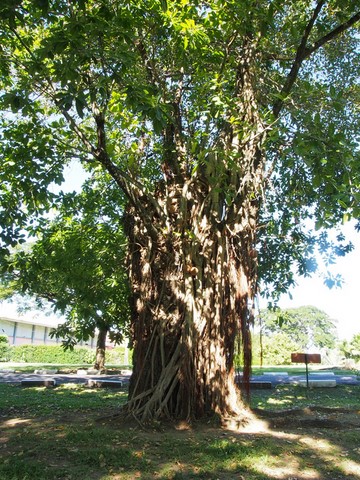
[0,316,96,348]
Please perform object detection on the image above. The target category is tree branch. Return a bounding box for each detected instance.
[273,0,326,117]
[303,10,360,59]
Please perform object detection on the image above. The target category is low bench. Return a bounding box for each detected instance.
[298,379,337,388]
[21,378,57,387]
[34,369,58,375]
[87,379,123,389]
[237,380,273,389]
[77,369,103,376]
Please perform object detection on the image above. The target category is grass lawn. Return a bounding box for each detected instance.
[0,379,360,480]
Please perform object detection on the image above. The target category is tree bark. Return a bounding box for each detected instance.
[123,172,260,422]
[94,326,108,372]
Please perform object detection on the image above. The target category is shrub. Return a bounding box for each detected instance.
[261,333,301,365]
[0,335,10,362]
[8,344,95,364]
[106,346,133,365]
[0,334,9,344]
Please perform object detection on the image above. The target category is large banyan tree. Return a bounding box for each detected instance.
[0,0,359,422]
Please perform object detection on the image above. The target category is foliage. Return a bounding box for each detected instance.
[8,344,95,364]
[251,332,301,365]
[340,333,360,361]
[0,334,9,344]
[1,178,130,364]
[0,334,10,361]
[0,0,358,288]
[105,346,131,365]
[259,306,338,351]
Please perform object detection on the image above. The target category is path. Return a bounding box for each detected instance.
[0,370,358,386]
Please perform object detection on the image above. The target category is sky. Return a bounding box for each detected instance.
[1,162,359,342]
[273,220,360,341]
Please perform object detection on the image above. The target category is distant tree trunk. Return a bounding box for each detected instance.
[94,326,108,371]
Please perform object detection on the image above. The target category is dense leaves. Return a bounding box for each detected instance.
[1,178,130,365]
[260,305,338,350]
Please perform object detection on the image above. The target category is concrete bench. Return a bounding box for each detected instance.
[266,372,289,377]
[238,380,273,389]
[34,369,58,375]
[298,379,336,388]
[77,369,102,376]
[87,379,123,389]
[21,378,57,387]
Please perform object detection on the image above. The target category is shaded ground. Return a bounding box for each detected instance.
[1,382,360,479]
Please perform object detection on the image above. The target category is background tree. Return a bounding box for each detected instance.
[260,305,338,351]
[0,0,359,422]
[1,179,130,370]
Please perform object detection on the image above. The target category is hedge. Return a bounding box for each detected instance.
[8,344,95,364]
[0,345,10,362]
[106,346,132,365]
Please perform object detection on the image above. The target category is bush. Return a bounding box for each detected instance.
[0,335,10,362]
[8,344,95,364]
[105,346,132,365]
[261,333,300,365]
[0,334,9,344]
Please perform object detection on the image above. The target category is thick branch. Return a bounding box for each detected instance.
[303,10,360,59]
[273,4,359,118]
[273,0,325,117]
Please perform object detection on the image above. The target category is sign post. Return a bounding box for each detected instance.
[291,353,321,388]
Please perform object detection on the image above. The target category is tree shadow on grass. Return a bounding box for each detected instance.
[1,384,360,479]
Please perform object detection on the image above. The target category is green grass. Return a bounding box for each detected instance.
[0,382,128,416]
[1,382,360,479]
[250,383,360,410]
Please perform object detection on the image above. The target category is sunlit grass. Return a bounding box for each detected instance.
[250,384,360,410]
[0,382,128,416]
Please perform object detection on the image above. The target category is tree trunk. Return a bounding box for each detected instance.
[121,38,264,423]
[124,174,259,422]
[94,326,108,372]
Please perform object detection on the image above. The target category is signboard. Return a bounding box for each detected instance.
[291,353,321,364]
[291,352,321,389]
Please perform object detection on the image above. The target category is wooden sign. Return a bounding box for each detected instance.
[291,353,321,364]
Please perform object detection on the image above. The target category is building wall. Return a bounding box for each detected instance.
[0,317,96,347]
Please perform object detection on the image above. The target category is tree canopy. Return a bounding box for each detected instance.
[0,175,130,369]
[0,0,359,422]
[260,305,338,350]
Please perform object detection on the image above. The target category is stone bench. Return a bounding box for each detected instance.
[298,379,337,388]
[77,369,103,376]
[87,379,123,389]
[34,369,58,375]
[21,378,57,387]
[237,380,273,389]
